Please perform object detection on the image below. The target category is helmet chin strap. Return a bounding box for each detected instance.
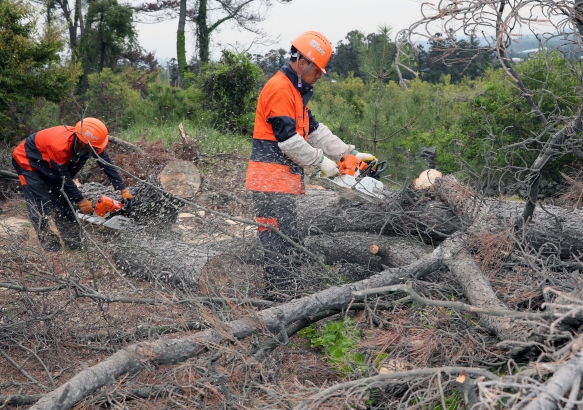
[293,52,313,88]
[73,135,90,158]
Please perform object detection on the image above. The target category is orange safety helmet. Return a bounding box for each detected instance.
[75,117,109,149]
[291,31,333,74]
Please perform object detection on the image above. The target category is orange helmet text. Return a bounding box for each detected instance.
[291,31,333,74]
[75,117,109,149]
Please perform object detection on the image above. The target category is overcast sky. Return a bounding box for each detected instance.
[135,0,428,62]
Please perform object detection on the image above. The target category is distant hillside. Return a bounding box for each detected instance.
[507,33,581,57]
[413,32,582,60]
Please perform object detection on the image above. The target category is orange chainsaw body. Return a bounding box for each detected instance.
[337,154,368,176]
[94,195,124,217]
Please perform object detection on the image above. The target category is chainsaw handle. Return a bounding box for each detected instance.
[121,198,133,215]
[371,160,388,179]
[357,159,378,180]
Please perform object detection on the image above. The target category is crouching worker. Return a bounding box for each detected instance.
[245,31,375,299]
[12,117,134,251]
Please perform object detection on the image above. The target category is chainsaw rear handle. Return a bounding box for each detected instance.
[370,160,388,180]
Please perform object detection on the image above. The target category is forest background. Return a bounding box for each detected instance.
[4,0,582,194]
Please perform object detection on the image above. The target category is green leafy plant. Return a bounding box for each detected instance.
[146,82,194,124]
[298,318,367,375]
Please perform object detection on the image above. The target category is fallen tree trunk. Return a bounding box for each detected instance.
[301,178,583,257]
[112,231,433,292]
[438,236,534,342]
[296,187,462,241]
[84,175,583,258]
[111,231,219,287]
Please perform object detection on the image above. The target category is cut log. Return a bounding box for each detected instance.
[158,159,200,199]
[303,233,433,269]
[413,169,443,190]
[111,231,219,287]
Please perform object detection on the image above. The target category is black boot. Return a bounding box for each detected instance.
[54,213,84,251]
[38,230,62,252]
[37,214,62,252]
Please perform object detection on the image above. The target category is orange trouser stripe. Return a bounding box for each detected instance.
[257,217,279,232]
[246,160,304,195]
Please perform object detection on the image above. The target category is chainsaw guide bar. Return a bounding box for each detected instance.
[77,213,133,230]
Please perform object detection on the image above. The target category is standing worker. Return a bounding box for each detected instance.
[246,31,375,299]
[12,117,134,251]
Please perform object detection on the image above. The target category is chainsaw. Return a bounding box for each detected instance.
[328,154,388,199]
[77,195,133,230]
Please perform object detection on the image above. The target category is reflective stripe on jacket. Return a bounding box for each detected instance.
[246,65,318,195]
[12,125,125,203]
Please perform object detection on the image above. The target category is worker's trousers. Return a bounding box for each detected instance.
[252,191,301,294]
[12,159,80,246]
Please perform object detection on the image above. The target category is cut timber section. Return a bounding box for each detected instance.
[303,233,432,269]
[158,159,200,199]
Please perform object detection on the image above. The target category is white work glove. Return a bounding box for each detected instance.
[352,150,376,163]
[318,155,339,177]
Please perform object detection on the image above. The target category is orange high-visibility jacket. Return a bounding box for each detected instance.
[12,125,125,203]
[246,65,319,195]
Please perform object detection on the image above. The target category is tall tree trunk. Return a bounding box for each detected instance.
[176,0,187,82]
[196,0,209,64]
[99,13,105,72]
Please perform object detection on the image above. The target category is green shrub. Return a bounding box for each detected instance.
[84,68,146,132]
[23,98,61,132]
[148,83,193,122]
[198,50,263,134]
[123,82,200,127]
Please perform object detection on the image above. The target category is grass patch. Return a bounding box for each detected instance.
[116,122,252,156]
